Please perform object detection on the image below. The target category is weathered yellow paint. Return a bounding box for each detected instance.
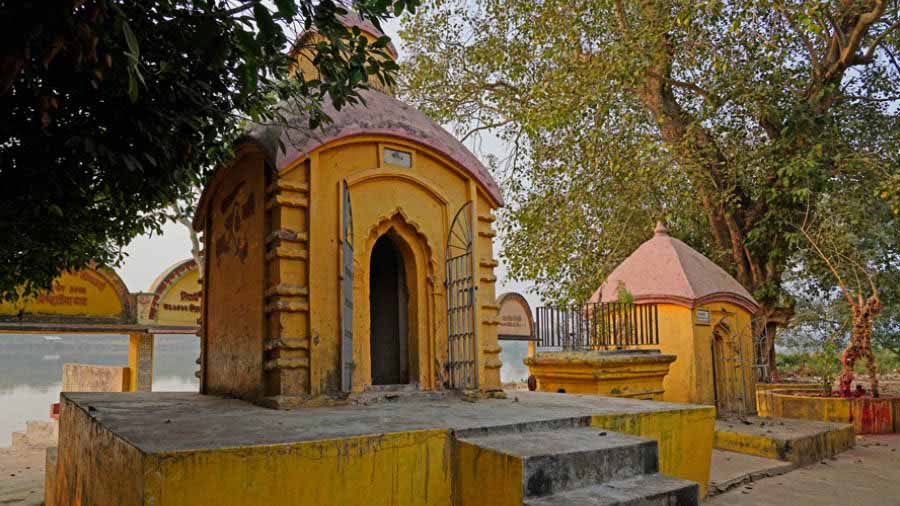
[713,423,855,465]
[142,430,452,506]
[0,268,126,319]
[646,301,757,413]
[311,137,502,395]
[591,406,715,498]
[758,388,900,434]
[454,440,523,506]
[127,332,154,392]
[197,131,503,405]
[53,399,145,506]
[54,396,451,506]
[524,351,676,400]
[53,392,714,505]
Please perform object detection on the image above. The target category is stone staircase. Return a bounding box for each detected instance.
[456,425,698,506]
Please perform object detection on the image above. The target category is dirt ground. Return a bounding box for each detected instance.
[706,434,900,505]
[0,445,45,506]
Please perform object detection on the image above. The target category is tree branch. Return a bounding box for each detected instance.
[862,15,900,61]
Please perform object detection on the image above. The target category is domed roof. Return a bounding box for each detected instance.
[589,222,758,314]
[247,88,503,204]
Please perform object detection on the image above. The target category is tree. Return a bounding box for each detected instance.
[0,0,416,302]
[399,0,900,369]
[798,220,882,397]
[792,164,900,397]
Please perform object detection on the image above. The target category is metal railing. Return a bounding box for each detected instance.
[534,302,659,350]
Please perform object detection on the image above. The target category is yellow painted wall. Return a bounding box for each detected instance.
[0,269,125,318]
[695,302,758,413]
[53,398,144,506]
[201,149,267,399]
[52,396,713,505]
[647,302,757,414]
[143,430,452,506]
[591,406,716,498]
[454,440,523,506]
[525,351,675,400]
[649,304,696,404]
[713,422,855,464]
[758,389,899,434]
[307,137,501,395]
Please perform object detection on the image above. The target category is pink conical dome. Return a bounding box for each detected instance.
[589,222,758,314]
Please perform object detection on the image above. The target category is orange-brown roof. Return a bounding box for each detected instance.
[589,222,759,314]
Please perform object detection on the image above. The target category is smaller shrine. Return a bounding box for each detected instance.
[589,222,760,414]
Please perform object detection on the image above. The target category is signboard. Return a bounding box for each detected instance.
[0,267,130,321]
[140,259,201,328]
[695,308,711,325]
[496,292,536,341]
[384,147,412,168]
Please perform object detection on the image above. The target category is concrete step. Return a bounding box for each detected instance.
[458,427,659,497]
[522,473,699,506]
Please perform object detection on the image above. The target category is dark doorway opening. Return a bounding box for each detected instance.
[369,234,409,385]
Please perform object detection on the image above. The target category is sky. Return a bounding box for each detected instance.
[116,18,544,311]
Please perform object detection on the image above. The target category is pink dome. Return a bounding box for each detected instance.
[589,222,758,314]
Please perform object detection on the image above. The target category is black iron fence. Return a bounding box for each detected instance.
[534,302,659,350]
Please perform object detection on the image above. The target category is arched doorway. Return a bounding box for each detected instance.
[711,320,749,415]
[369,234,410,385]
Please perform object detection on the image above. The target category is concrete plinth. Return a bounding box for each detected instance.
[51,391,715,505]
[757,388,900,434]
[713,415,855,466]
[524,350,676,400]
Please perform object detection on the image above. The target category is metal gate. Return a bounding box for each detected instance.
[446,201,477,389]
[751,315,771,383]
[340,181,354,392]
[711,314,752,416]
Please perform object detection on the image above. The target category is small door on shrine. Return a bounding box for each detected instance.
[711,321,749,415]
[340,181,354,392]
[446,201,477,389]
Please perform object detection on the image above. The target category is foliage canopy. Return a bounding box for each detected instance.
[399,0,900,321]
[0,0,415,302]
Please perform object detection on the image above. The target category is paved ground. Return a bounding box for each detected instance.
[706,434,900,505]
[708,449,793,495]
[0,446,45,505]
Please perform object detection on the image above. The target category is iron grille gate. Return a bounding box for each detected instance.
[340,181,354,393]
[446,201,477,389]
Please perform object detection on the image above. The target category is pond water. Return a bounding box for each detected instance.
[0,333,199,447]
[1,334,530,447]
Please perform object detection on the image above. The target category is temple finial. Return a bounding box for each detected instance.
[654,220,668,236]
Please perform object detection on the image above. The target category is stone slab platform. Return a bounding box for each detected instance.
[708,449,793,496]
[52,391,715,506]
[63,390,701,453]
[714,415,854,466]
